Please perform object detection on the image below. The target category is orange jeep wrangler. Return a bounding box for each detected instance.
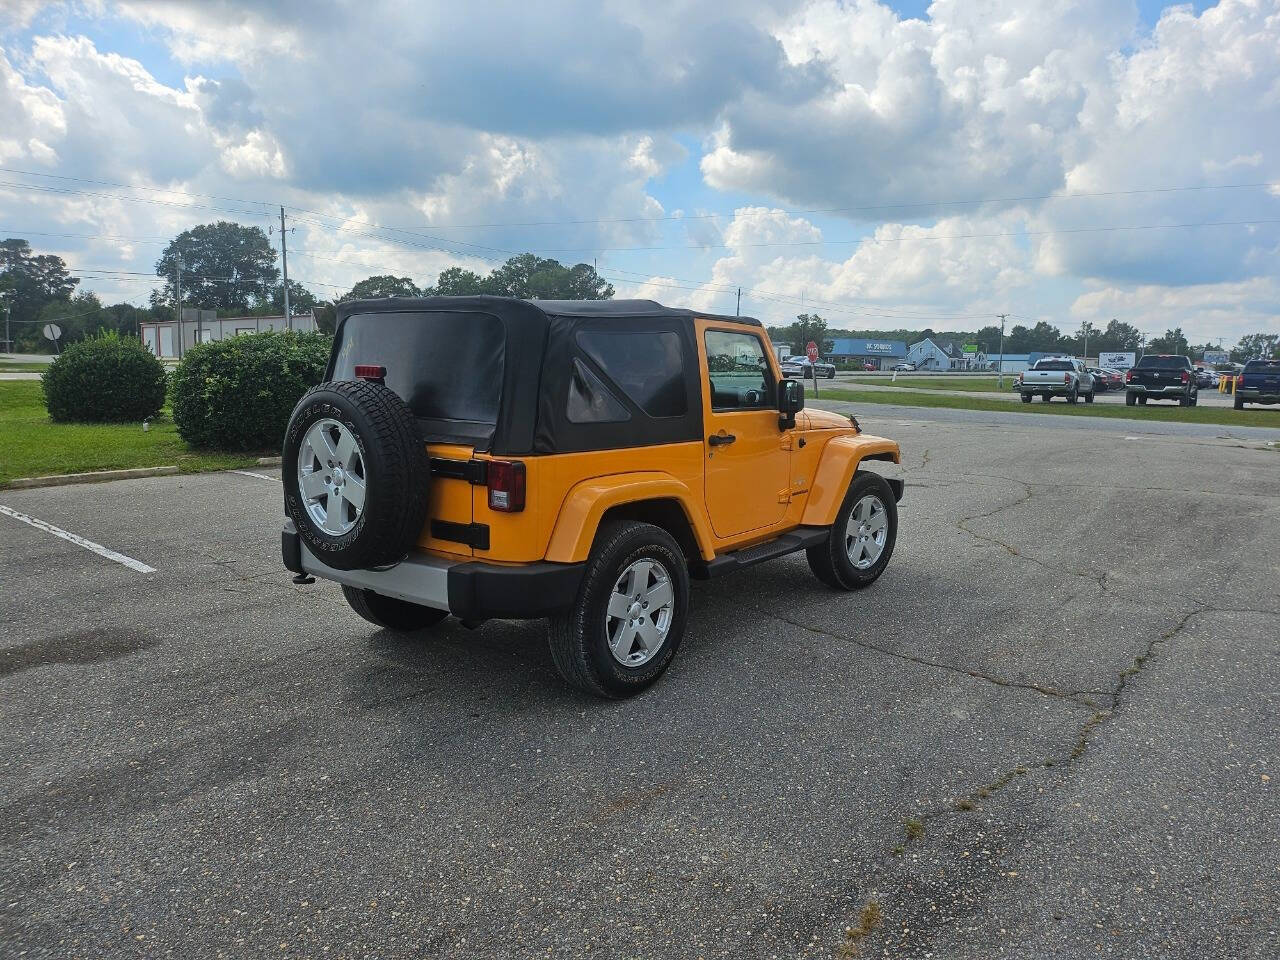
[281,297,902,697]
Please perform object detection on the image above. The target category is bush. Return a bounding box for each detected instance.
[171,330,331,450]
[41,332,168,423]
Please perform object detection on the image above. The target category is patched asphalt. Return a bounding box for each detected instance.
[1,408,1276,959]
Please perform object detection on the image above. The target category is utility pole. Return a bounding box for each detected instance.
[1,291,11,355]
[736,287,741,317]
[174,256,184,359]
[1082,321,1092,365]
[996,313,1008,389]
[280,206,292,330]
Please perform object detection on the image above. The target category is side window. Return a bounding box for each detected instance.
[566,358,630,424]
[705,329,772,411]
[576,330,688,418]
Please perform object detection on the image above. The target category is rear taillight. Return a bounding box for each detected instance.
[1236,375,1245,387]
[1181,370,1189,383]
[1125,370,1134,383]
[1064,373,1071,384]
[486,460,526,513]
[354,364,386,383]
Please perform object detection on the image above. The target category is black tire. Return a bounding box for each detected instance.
[342,585,448,631]
[826,368,836,379]
[1021,392,1033,404]
[807,472,898,591]
[1138,396,1148,405]
[283,380,429,571]
[547,521,690,698]
[1084,391,1094,404]
[1234,394,1245,410]
[1041,394,1051,402]
[1125,391,1136,407]
[1066,386,1079,405]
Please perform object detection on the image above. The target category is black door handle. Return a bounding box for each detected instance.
[708,433,737,447]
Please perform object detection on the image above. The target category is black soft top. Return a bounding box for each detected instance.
[329,296,764,454]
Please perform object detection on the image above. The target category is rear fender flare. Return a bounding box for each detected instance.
[801,435,901,527]
[545,473,715,563]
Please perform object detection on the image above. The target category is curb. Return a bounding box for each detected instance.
[5,465,180,490]
[256,456,282,466]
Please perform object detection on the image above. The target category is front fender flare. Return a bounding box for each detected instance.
[800,435,901,527]
[544,472,716,563]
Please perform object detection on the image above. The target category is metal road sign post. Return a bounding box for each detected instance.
[807,341,819,398]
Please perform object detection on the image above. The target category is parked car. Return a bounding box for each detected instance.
[1233,358,1280,410]
[281,297,903,698]
[1193,366,1216,389]
[1018,357,1095,404]
[862,361,877,371]
[1102,369,1124,390]
[780,356,836,379]
[1124,355,1197,406]
[1086,367,1111,392]
[892,362,917,372]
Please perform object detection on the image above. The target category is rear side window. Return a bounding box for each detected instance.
[576,331,687,418]
[1034,360,1074,371]
[333,311,503,441]
[566,358,630,424]
[1136,356,1188,369]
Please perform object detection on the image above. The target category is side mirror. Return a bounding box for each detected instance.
[778,378,804,428]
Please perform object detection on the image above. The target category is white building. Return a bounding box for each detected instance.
[141,308,320,358]
[905,338,986,371]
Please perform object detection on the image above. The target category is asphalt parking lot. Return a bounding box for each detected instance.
[2,406,1277,959]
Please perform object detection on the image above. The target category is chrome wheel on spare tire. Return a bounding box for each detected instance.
[298,419,367,535]
[282,379,430,572]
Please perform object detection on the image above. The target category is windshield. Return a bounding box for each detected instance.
[1135,356,1187,369]
[333,310,504,443]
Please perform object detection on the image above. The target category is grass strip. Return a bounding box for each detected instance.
[0,380,266,486]
[819,385,1280,429]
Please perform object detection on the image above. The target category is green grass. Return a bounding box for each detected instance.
[819,385,1280,429]
[0,361,51,372]
[0,380,267,486]
[846,375,1009,392]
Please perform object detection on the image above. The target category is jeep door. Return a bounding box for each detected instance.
[699,323,790,539]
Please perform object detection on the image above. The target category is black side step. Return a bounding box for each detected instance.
[692,528,827,580]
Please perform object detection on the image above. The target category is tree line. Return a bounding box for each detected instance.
[3,224,1276,361]
[767,313,1276,363]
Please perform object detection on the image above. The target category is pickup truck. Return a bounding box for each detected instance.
[1233,358,1280,409]
[1124,355,1198,406]
[1017,357,1094,404]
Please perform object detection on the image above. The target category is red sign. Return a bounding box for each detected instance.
[806,341,819,362]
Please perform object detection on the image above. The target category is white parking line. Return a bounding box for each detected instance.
[0,504,156,574]
[231,470,281,482]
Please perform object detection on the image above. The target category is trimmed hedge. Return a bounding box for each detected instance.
[41,333,168,423]
[172,331,331,450]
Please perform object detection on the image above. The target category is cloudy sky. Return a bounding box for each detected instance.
[1,0,1278,342]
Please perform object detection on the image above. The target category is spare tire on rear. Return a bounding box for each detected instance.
[282,379,430,571]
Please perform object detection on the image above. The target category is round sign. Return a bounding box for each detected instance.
[806,341,819,362]
[42,323,62,341]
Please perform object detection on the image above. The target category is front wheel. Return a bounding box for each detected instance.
[547,521,689,698]
[807,472,898,591]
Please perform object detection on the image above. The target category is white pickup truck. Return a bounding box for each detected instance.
[1016,357,1095,404]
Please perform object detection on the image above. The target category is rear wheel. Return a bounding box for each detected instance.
[1234,394,1245,410]
[342,585,448,632]
[547,521,689,698]
[807,472,898,591]
[1067,386,1079,404]
[1021,392,1033,404]
[1084,391,1094,404]
[1138,396,1148,405]
[1125,391,1136,406]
